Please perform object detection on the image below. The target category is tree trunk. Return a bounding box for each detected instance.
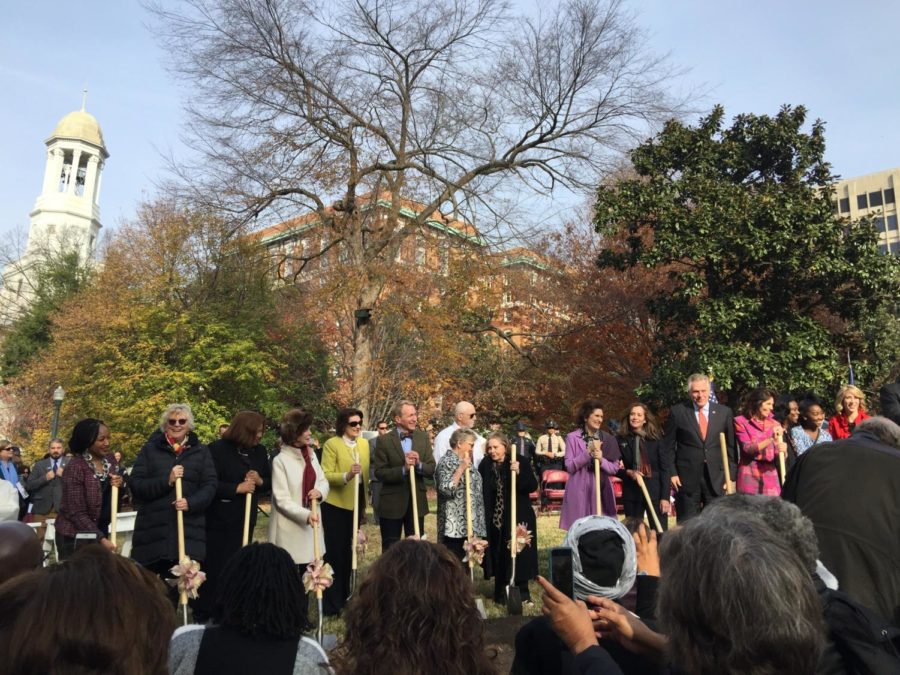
[351,285,381,425]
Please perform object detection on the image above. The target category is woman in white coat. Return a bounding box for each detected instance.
[269,409,330,582]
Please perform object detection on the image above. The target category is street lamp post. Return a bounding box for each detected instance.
[51,386,65,440]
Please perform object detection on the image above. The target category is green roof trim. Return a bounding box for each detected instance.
[500,254,550,271]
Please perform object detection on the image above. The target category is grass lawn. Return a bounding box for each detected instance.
[253,498,570,636]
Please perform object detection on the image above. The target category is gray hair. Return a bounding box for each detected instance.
[659,516,824,675]
[449,428,477,449]
[852,416,900,449]
[158,403,195,433]
[685,373,710,391]
[564,515,636,601]
[702,494,819,573]
[390,399,416,420]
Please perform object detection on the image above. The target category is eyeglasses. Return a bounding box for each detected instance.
[377,426,388,431]
[168,418,188,426]
[347,421,362,427]
[467,413,477,418]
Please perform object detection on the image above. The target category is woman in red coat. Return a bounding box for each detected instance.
[828,385,870,440]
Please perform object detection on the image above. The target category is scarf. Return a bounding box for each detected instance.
[299,445,316,508]
[491,461,505,530]
[565,515,636,601]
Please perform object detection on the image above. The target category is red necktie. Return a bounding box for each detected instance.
[698,409,708,440]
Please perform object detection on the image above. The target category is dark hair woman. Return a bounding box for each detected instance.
[129,403,217,595]
[734,388,787,496]
[320,407,369,616]
[479,432,538,604]
[0,545,175,675]
[559,399,621,529]
[269,409,329,574]
[615,403,670,531]
[192,410,272,622]
[330,539,497,675]
[773,394,800,472]
[169,543,329,674]
[790,396,833,456]
[53,418,124,560]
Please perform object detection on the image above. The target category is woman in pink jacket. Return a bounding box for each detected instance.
[734,388,786,496]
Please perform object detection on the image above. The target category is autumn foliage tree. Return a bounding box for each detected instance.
[6,202,332,461]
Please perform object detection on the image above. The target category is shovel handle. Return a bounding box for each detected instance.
[110,485,119,548]
[242,492,252,546]
[635,473,664,533]
[720,433,734,494]
[510,462,517,560]
[409,464,420,538]
[175,477,187,607]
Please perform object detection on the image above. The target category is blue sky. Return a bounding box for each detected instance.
[1,0,897,244]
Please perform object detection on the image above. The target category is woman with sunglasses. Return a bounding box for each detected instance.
[320,408,370,616]
[192,410,271,622]
[130,403,217,598]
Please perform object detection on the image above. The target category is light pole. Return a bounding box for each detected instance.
[51,386,65,440]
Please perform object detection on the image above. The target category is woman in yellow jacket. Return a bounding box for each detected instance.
[321,407,370,616]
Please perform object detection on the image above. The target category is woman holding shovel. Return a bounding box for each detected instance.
[616,403,670,532]
[479,432,537,606]
[193,411,270,622]
[321,407,369,616]
[435,428,486,563]
[269,409,329,623]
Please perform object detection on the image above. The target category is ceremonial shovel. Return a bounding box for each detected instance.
[175,477,189,625]
[592,439,602,515]
[776,428,786,486]
[409,459,421,539]
[506,462,522,615]
[465,465,487,618]
[720,432,735,495]
[310,497,326,645]
[110,483,119,550]
[348,450,361,599]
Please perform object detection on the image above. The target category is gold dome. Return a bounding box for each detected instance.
[48,110,108,156]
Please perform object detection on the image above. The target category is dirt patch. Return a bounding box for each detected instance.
[484,614,531,671]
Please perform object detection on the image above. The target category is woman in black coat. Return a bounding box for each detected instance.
[479,432,538,604]
[616,403,670,531]
[129,403,217,593]
[192,410,271,622]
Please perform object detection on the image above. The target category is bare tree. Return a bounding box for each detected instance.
[146,0,684,420]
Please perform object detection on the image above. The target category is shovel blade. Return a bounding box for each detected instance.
[506,585,522,615]
[475,597,487,619]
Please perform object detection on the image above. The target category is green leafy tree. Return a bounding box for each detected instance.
[594,105,900,405]
[1,250,91,380]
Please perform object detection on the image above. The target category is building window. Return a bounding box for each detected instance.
[869,191,883,207]
[857,194,868,210]
[889,215,898,232]
[878,243,888,255]
[885,188,895,204]
[875,217,886,233]
[839,197,850,213]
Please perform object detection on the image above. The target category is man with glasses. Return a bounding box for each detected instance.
[433,401,485,468]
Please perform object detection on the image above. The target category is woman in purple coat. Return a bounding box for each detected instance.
[559,399,621,530]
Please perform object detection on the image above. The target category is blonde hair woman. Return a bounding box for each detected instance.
[828,385,869,440]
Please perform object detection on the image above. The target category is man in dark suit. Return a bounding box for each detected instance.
[373,400,436,551]
[24,438,67,539]
[662,374,736,521]
[879,380,900,426]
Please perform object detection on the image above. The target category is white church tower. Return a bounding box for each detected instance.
[1,99,108,320]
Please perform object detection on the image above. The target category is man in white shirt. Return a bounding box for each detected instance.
[433,401,485,468]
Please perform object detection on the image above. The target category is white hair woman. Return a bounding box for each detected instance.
[130,403,217,599]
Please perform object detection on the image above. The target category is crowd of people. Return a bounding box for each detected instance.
[0,373,899,674]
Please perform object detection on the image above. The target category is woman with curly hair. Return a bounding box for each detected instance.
[616,402,671,530]
[170,543,329,675]
[330,539,497,675]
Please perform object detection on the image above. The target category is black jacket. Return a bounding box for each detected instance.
[616,433,670,504]
[129,430,217,565]
[204,438,271,534]
[880,382,900,426]
[662,401,736,495]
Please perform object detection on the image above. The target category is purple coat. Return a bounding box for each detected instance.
[559,429,620,529]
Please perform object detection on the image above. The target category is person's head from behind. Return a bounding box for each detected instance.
[331,540,495,675]
[212,542,311,639]
[702,494,819,574]
[563,515,636,601]
[658,514,824,675]
[0,545,175,675]
[852,416,900,450]
[0,522,43,584]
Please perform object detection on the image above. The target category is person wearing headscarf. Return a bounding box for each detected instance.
[53,419,124,560]
[512,515,660,675]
